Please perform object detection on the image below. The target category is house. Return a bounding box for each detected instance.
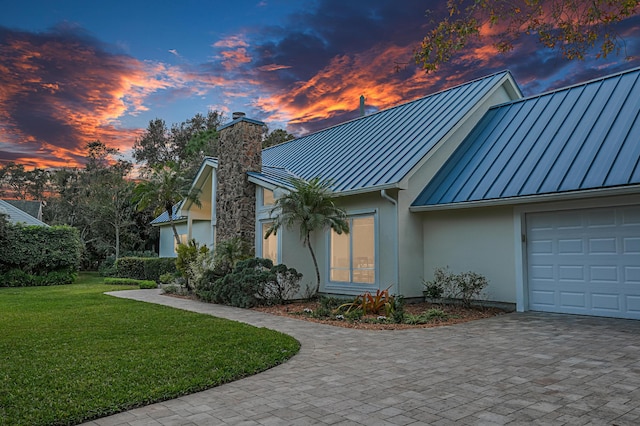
[0,199,48,226]
[3,200,44,222]
[412,67,640,320]
[155,67,640,320]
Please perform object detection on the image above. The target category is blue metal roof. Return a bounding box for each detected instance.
[413,66,640,208]
[150,203,186,226]
[247,166,297,189]
[218,116,266,131]
[0,199,48,226]
[262,71,516,194]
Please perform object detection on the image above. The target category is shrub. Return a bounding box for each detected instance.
[338,288,395,315]
[213,237,252,275]
[265,264,302,304]
[423,267,488,307]
[197,258,303,308]
[104,277,157,288]
[159,272,177,284]
[0,224,81,287]
[176,240,209,291]
[138,280,158,289]
[0,269,78,287]
[114,257,177,282]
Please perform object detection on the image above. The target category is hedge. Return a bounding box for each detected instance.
[114,257,177,282]
[0,223,82,287]
[104,277,158,289]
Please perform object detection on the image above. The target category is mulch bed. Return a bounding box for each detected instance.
[253,300,507,330]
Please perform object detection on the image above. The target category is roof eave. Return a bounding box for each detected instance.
[151,217,188,227]
[410,185,640,212]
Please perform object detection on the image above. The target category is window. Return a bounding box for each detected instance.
[261,221,278,263]
[262,188,275,206]
[173,234,187,252]
[330,215,375,284]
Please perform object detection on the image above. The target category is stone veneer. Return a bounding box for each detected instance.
[215,117,265,253]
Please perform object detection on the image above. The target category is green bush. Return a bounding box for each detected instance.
[213,236,252,275]
[0,223,81,287]
[197,258,303,308]
[176,239,209,291]
[423,267,488,307]
[0,269,77,287]
[114,257,176,282]
[139,280,158,289]
[104,277,157,288]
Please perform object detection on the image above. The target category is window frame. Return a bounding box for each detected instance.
[258,219,280,264]
[326,209,378,292]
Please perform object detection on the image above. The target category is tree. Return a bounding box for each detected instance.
[415,0,640,72]
[263,128,296,149]
[133,161,200,247]
[265,177,349,295]
[133,111,222,181]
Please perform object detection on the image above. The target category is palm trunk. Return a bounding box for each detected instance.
[306,233,321,295]
[167,204,181,247]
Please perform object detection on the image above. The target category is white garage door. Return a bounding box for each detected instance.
[527,205,640,319]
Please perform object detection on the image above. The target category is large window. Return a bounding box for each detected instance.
[261,221,278,264]
[330,215,375,284]
[262,188,275,207]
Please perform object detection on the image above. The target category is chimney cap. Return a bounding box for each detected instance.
[232,111,246,120]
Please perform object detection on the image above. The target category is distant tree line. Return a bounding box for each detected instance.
[0,110,295,270]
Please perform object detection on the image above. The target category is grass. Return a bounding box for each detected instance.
[0,273,300,426]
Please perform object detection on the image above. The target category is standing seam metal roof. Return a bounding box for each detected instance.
[260,71,514,193]
[150,203,186,226]
[412,66,640,207]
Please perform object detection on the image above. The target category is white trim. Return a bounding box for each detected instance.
[410,185,640,212]
[513,210,526,312]
[248,175,281,191]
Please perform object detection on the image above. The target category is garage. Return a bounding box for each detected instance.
[527,205,640,319]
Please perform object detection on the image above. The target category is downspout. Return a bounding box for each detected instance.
[380,190,400,295]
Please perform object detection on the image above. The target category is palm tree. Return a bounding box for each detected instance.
[134,161,200,246]
[265,177,349,295]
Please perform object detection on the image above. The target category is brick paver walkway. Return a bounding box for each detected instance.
[82,289,640,425]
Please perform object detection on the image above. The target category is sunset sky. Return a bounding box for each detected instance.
[1,0,639,169]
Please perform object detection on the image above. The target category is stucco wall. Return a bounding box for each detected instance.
[191,220,213,250]
[277,191,398,297]
[421,206,517,303]
[393,82,521,299]
[158,222,188,258]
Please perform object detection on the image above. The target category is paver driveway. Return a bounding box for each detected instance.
[83,290,640,426]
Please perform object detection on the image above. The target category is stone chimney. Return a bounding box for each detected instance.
[216,113,265,253]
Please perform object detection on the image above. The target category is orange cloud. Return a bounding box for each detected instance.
[0,28,219,169]
[258,63,292,72]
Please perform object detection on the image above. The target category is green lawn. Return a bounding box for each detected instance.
[0,273,300,426]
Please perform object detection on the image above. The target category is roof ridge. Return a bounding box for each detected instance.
[264,70,513,151]
[490,66,640,110]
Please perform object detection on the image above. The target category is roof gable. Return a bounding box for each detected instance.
[3,200,43,220]
[0,200,48,226]
[262,71,517,194]
[413,66,640,209]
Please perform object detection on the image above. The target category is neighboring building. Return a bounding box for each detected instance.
[0,199,48,226]
[3,200,44,222]
[155,67,640,320]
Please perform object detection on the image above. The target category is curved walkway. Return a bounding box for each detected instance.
[83,290,640,426]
